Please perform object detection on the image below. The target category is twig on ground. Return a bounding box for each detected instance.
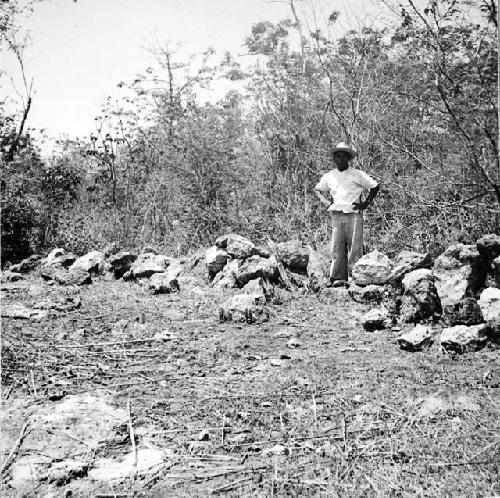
[127,399,138,473]
[54,338,164,349]
[43,428,92,447]
[4,381,16,400]
[0,420,31,476]
[30,371,38,398]
[210,475,254,494]
[78,313,113,321]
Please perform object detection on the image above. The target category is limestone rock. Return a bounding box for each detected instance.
[107,252,138,278]
[149,272,180,294]
[206,246,229,277]
[219,293,269,324]
[433,244,487,306]
[234,255,279,286]
[362,307,390,331]
[307,247,330,290]
[155,260,183,293]
[42,248,76,269]
[215,233,257,259]
[416,396,449,418]
[276,239,309,273]
[443,297,483,326]
[1,271,23,282]
[212,259,239,288]
[476,234,500,261]
[9,254,42,273]
[352,250,392,286]
[478,287,500,322]
[129,253,173,279]
[34,296,81,312]
[41,266,92,286]
[400,269,441,323]
[241,277,272,301]
[60,269,92,286]
[348,283,385,304]
[389,250,432,283]
[2,303,33,319]
[440,324,489,353]
[70,250,104,274]
[397,325,434,351]
[215,233,243,249]
[213,273,238,289]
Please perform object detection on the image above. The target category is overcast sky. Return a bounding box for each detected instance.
[2,0,387,145]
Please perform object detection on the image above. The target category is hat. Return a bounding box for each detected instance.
[332,142,357,159]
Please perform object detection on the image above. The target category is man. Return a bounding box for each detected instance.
[314,142,379,287]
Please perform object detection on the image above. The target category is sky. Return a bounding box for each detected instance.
[2,0,388,147]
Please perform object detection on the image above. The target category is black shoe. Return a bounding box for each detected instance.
[332,280,349,288]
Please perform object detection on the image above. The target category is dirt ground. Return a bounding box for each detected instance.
[1,274,499,497]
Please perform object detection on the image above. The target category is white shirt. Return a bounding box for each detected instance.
[315,167,378,213]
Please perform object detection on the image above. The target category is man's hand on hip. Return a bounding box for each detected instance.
[352,201,366,211]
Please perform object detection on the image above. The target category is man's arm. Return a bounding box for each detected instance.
[314,188,332,209]
[353,185,379,211]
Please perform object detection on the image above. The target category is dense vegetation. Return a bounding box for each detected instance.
[1,0,499,264]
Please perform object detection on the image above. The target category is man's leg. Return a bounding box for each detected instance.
[330,213,349,281]
[347,213,364,277]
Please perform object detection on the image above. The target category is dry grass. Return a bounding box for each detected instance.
[1,276,499,496]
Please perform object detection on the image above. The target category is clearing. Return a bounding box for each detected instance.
[1,275,499,496]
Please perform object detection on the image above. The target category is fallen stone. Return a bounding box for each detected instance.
[433,244,487,306]
[213,273,238,289]
[362,307,390,331]
[8,254,42,273]
[400,269,441,323]
[107,251,138,278]
[276,239,309,273]
[34,296,81,312]
[42,248,77,269]
[483,367,500,387]
[69,250,104,274]
[478,287,500,322]
[197,429,210,441]
[443,297,483,326]
[352,250,392,286]
[129,253,173,279]
[306,247,330,290]
[41,266,91,286]
[1,271,24,282]
[416,396,449,418]
[397,325,434,351]
[241,277,272,301]
[148,272,180,294]
[440,324,489,353]
[348,283,385,304]
[219,293,269,323]
[206,246,230,277]
[41,459,87,486]
[287,338,302,348]
[1,303,48,321]
[214,233,257,259]
[234,255,280,286]
[476,233,500,261]
[389,250,432,283]
[2,303,33,319]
